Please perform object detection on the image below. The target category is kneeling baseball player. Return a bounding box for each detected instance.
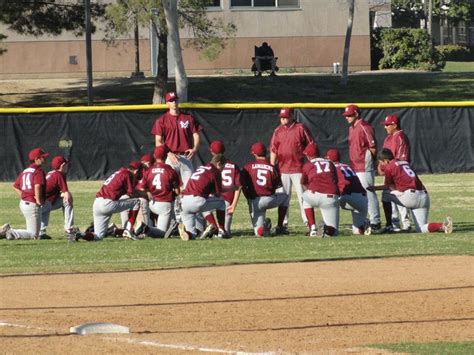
[366,149,453,234]
[301,143,340,237]
[240,142,289,237]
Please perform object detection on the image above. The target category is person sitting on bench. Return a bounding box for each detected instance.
[254,42,277,77]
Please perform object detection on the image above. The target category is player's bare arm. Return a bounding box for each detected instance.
[270,151,277,165]
[61,191,73,206]
[34,184,43,206]
[185,132,200,159]
[13,186,22,197]
[155,134,164,147]
[227,188,242,215]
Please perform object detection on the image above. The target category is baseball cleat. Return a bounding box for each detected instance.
[164,219,178,239]
[273,225,289,236]
[0,223,11,237]
[178,223,190,241]
[134,222,148,237]
[123,229,138,241]
[199,224,216,240]
[443,216,453,234]
[216,228,231,239]
[264,218,272,235]
[309,224,318,237]
[39,234,52,240]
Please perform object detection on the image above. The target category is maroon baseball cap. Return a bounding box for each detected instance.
[325,149,340,162]
[383,114,399,126]
[28,148,49,162]
[51,156,69,170]
[342,104,360,117]
[129,161,142,170]
[154,145,168,160]
[303,142,319,158]
[210,140,225,154]
[165,91,178,102]
[279,107,293,118]
[251,142,266,156]
[141,154,154,163]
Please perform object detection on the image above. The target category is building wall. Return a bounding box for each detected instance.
[0,0,371,78]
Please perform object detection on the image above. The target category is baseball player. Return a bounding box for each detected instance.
[343,104,381,232]
[241,142,289,237]
[270,107,314,229]
[151,91,202,188]
[367,148,453,234]
[119,153,155,230]
[178,154,228,241]
[1,148,49,240]
[381,114,411,232]
[40,155,75,238]
[89,161,142,241]
[200,140,242,238]
[325,148,368,235]
[301,143,340,237]
[135,146,181,238]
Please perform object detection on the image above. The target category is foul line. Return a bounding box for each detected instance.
[109,337,275,355]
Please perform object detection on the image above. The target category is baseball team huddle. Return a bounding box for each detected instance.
[0,92,453,241]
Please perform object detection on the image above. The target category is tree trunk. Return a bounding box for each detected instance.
[152,15,168,104]
[341,0,354,86]
[163,0,188,102]
[133,18,141,76]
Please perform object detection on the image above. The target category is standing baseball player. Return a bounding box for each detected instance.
[381,114,411,232]
[343,104,381,232]
[179,154,228,241]
[241,142,289,237]
[367,148,453,234]
[300,143,340,237]
[325,148,368,235]
[1,148,49,240]
[135,146,181,238]
[85,161,142,241]
[151,91,202,188]
[270,107,313,230]
[40,155,75,238]
[200,140,242,238]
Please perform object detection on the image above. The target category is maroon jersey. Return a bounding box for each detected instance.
[383,160,425,192]
[301,158,339,195]
[182,163,222,198]
[96,167,134,200]
[241,159,282,200]
[45,170,69,204]
[140,162,180,202]
[383,130,410,162]
[333,162,365,195]
[270,122,313,173]
[220,161,241,204]
[151,112,202,154]
[348,119,377,172]
[13,164,46,203]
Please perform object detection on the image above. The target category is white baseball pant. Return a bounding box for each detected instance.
[248,192,289,231]
[93,197,140,239]
[7,201,41,240]
[166,154,194,188]
[302,190,340,233]
[40,198,74,235]
[148,200,174,237]
[280,173,307,226]
[181,195,226,235]
[356,171,381,225]
[382,189,430,233]
[339,193,368,234]
[120,196,149,228]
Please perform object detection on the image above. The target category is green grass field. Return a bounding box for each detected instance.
[1,173,473,275]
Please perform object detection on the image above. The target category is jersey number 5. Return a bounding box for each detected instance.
[256,169,268,186]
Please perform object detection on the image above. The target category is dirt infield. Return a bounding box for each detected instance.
[1,256,473,354]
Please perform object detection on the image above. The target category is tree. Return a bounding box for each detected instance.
[163,0,188,102]
[340,0,355,86]
[105,0,236,103]
[0,1,105,36]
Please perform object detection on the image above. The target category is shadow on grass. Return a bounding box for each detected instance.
[2,72,474,108]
